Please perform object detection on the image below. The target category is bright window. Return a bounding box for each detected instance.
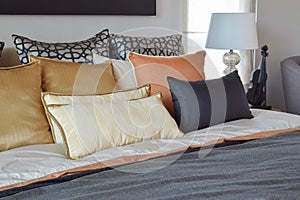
[187,0,240,33]
[184,0,254,82]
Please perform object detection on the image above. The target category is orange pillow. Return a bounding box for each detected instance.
[128,51,206,116]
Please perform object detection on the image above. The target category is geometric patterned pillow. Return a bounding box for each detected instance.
[136,48,180,57]
[12,29,110,64]
[109,33,185,60]
[0,41,4,58]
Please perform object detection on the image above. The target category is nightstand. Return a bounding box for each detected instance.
[271,107,281,112]
[251,106,281,112]
[250,105,272,110]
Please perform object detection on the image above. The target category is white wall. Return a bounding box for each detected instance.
[0,0,183,47]
[257,0,300,110]
[3,0,298,111]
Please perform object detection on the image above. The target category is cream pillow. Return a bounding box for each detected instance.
[93,54,137,90]
[47,93,183,159]
[42,85,150,143]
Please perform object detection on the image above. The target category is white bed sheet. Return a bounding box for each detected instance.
[1,109,300,188]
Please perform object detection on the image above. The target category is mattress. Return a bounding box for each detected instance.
[1,109,300,197]
[3,131,300,199]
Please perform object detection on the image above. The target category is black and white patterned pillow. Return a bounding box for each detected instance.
[0,41,4,58]
[109,34,185,60]
[12,29,110,64]
[136,48,179,56]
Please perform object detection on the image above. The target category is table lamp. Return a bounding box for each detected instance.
[205,13,258,74]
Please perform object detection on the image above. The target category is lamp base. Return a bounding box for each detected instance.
[223,50,240,75]
[223,66,238,75]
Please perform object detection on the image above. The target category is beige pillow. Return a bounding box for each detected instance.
[29,56,116,94]
[93,54,138,90]
[47,93,184,159]
[42,85,150,143]
[0,62,53,151]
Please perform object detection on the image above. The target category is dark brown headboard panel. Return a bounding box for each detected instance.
[0,0,156,16]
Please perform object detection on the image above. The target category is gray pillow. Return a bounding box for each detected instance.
[12,29,110,64]
[109,33,185,60]
[0,41,4,57]
[167,71,253,133]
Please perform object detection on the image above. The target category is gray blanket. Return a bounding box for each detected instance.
[1,132,300,200]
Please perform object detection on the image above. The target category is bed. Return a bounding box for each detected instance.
[1,109,300,199]
[1,29,300,199]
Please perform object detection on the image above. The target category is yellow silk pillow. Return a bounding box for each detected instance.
[47,93,184,159]
[0,62,53,151]
[29,56,116,94]
[42,85,150,143]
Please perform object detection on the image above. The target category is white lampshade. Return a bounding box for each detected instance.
[205,13,258,50]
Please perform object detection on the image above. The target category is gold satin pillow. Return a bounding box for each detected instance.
[47,93,184,159]
[41,84,150,143]
[29,56,116,94]
[0,62,53,151]
[128,51,206,116]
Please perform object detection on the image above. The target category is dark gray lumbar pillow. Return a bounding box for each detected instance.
[167,71,253,133]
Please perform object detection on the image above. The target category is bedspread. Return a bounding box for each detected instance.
[1,109,300,199]
[1,131,300,199]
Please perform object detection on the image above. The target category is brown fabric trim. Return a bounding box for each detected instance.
[41,84,151,98]
[0,146,189,191]
[224,128,300,141]
[0,61,39,70]
[1,127,300,191]
[189,138,225,149]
